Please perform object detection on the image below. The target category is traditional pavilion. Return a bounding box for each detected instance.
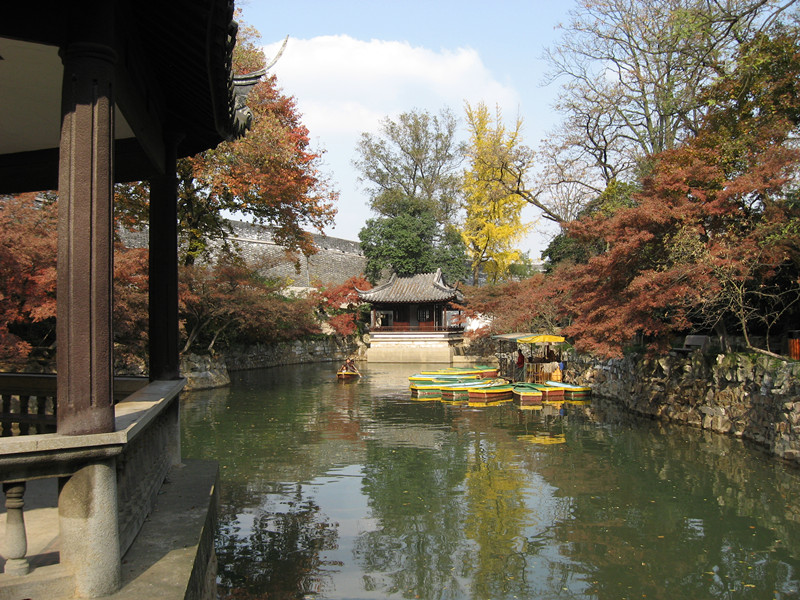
[356,269,465,363]
[1,2,259,597]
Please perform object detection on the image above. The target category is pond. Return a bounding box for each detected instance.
[181,362,800,600]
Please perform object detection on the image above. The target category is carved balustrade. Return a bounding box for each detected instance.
[0,376,184,598]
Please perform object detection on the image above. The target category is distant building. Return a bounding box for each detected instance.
[356,269,465,363]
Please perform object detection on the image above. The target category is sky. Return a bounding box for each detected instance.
[238,0,576,260]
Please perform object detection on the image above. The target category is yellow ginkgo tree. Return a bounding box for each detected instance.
[462,102,532,284]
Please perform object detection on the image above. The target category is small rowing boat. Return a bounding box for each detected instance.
[545,381,591,400]
[512,383,544,406]
[418,365,499,378]
[467,382,514,405]
[408,372,481,382]
[440,378,504,402]
[337,370,360,380]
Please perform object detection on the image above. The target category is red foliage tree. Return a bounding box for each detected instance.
[113,245,149,370]
[116,22,338,266]
[0,194,57,367]
[551,32,800,357]
[461,274,562,337]
[313,276,371,337]
[179,257,320,354]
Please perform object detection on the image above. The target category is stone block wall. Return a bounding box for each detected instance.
[181,336,361,390]
[229,221,366,287]
[120,221,367,288]
[569,352,800,463]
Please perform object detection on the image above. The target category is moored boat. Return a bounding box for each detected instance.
[409,379,449,398]
[512,383,544,405]
[440,378,504,402]
[467,382,514,405]
[408,372,481,382]
[545,381,591,400]
[419,365,499,378]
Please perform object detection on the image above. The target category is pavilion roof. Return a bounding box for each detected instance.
[356,269,464,304]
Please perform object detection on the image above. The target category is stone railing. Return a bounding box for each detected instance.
[0,378,184,597]
[0,374,148,437]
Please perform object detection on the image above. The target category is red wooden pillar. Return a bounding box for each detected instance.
[56,40,117,434]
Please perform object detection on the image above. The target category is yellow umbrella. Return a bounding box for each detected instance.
[516,334,565,344]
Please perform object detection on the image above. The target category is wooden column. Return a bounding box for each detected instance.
[56,41,116,434]
[148,136,181,381]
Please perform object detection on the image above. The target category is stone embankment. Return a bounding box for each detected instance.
[570,351,800,463]
[181,336,361,390]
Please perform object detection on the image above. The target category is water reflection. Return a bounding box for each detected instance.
[181,363,800,600]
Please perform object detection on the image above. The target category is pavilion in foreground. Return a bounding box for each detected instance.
[1,1,259,597]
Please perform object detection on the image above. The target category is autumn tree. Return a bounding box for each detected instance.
[117,23,337,266]
[462,274,563,337]
[549,29,800,358]
[313,275,371,336]
[355,108,468,282]
[179,256,319,354]
[535,0,797,224]
[0,194,57,368]
[462,103,531,284]
[113,245,150,370]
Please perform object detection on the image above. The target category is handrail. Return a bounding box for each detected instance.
[0,378,185,590]
[0,374,148,437]
[371,325,464,332]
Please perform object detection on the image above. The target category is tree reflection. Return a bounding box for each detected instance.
[464,439,538,599]
[217,483,340,600]
[353,441,468,599]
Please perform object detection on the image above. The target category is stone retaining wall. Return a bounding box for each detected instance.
[569,351,800,463]
[181,336,361,390]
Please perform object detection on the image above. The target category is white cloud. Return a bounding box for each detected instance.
[263,35,520,135]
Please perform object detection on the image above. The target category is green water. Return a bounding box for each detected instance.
[180,362,800,600]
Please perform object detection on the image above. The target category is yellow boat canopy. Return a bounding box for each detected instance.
[516,334,565,344]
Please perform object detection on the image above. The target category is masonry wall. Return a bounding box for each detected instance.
[121,220,367,287]
[229,221,366,287]
[568,352,800,464]
[181,336,362,390]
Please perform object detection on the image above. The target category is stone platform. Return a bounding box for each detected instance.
[0,459,218,600]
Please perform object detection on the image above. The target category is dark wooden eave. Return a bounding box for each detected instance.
[0,0,251,193]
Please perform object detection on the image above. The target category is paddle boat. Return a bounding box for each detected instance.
[409,377,482,398]
[418,365,499,378]
[409,379,446,398]
[512,383,544,406]
[408,372,481,383]
[532,382,564,400]
[467,381,514,405]
[440,378,505,402]
[546,381,591,400]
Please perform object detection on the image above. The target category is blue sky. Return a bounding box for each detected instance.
[238,0,576,259]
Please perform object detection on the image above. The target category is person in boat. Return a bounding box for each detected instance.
[515,349,525,381]
[341,357,360,374]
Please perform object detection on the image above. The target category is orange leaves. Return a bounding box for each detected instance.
[0,195,58,367]
[312,276,371,337]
